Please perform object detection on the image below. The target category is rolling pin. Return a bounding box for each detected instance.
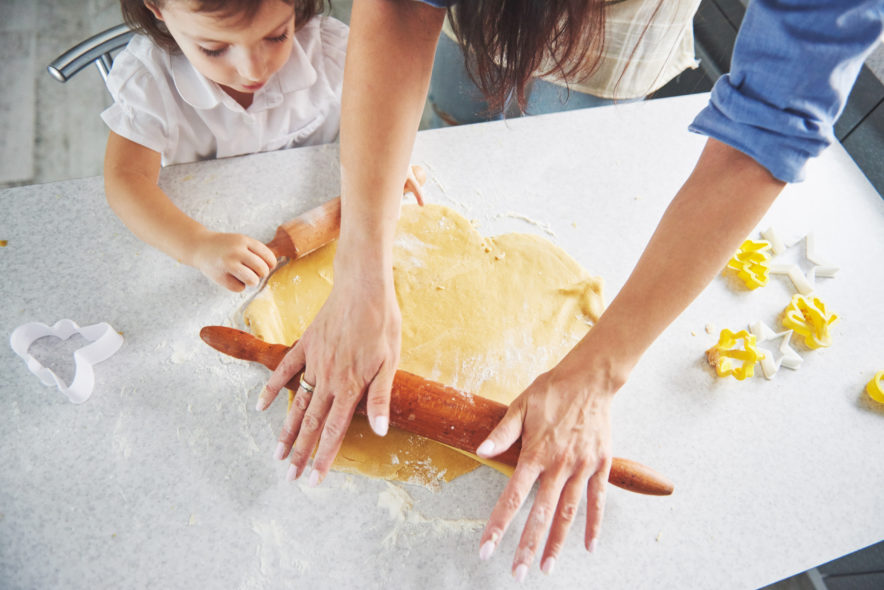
[200,325,674,496]
[264,165,427,260]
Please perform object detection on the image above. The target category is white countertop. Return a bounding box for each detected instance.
[1,93,883,589]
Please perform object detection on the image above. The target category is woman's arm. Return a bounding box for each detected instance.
[476,138,785,579]
[104,131,276,291]
[260,1,446,481]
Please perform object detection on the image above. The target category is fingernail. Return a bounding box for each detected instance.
[273,442,286,461]
[308,469,321,487]
[479,540,495,561]
[588,538,599,553]
[371,415,389,437]
[514,564,528,583]
[256,387,270,411]
[541,557,556,575]
[286,464,297,481]
[476,440,494,458]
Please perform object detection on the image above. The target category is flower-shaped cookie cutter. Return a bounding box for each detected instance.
[781,294,839,349]
[10,319,124,404]
[866,371,884,404]
[705,328,764,381]
[725,239,772,289]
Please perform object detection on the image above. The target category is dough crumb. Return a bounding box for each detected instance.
[705,323,715,334]
[691,330,697,337]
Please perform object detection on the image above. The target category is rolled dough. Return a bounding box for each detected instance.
[244,204,604,487]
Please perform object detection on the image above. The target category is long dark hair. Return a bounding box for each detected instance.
[448,0,607,113]
[120,0,325,52]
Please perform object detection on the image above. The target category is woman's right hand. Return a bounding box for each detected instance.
[257,259,402,486]
[191,230,277,292]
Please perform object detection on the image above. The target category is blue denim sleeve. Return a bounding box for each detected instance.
[410,0,454,6]
[689,0,884,183]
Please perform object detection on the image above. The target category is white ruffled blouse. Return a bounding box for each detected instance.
[101,16,347,166]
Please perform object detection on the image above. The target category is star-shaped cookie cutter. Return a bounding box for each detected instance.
[767,231,839,295]
[10,319,124,404]
[725,239,773,289]
[781,294,838,349]
[705,328,764,381]
[749,321,803,379]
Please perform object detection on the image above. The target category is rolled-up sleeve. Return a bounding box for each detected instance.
[410,0,454,7]
[690,0,884,183]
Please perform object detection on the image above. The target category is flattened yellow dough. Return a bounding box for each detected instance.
[244,204,604,487]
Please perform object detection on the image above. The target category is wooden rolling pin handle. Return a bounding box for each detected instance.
[265,197,341,261]
[199,326,674,496]
[265,165,428,261]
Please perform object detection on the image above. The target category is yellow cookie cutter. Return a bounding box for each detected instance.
[706,328,764,380]
[782,294,838,349]
[866,371,884,404]
[725,239,772,289]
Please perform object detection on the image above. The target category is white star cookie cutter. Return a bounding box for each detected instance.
[10,319,124,404]
[749,320,803,380]
[764,229,839,295]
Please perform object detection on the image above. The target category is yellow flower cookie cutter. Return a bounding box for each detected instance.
[725,239,772,289]
[782,294,838,349]
[706,328,764,380]
[866,371,884,404]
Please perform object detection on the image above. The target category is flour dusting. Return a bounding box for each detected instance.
[377,482,484,548]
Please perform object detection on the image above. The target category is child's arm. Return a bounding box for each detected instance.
[104,131,277,291]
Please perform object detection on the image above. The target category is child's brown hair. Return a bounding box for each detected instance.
[120,0,326,52]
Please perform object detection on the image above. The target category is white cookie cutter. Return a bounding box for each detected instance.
[10,319,124,404]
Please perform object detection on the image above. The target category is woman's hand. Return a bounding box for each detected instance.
[191,230,277,292]
[257,266,401,486]
[475,353,621,581]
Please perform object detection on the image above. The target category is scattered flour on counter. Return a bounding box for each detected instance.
[377,482,484,548]
[340,475,358,492]
[166,339,196,364]
[248,519,311,584]
[497,211,556,238]
[112,412,133,459]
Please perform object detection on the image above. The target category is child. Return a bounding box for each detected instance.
[102,0,347,291]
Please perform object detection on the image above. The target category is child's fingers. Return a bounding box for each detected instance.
[217,273,246,292]
[240,249,273,280]
[249,240,278,269]
[230,263,261,288]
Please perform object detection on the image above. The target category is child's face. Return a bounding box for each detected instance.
[148,0,295,95]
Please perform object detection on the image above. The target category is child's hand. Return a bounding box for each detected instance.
[192,231,277,291]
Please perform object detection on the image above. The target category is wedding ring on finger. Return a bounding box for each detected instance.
[299,374,316,394]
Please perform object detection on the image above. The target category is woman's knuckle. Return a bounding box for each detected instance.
[503,490,524,512]
[559,502,579,522]
[532,503,551,524]
[545,540,563,557]
[323,419,345,439]
[302,413,321,432]
[575,456,595,474]
[294,394,310,411]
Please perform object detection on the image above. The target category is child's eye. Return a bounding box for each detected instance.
[200,46,226,57]
[266,32,288,43]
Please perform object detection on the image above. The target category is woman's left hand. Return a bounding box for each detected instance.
[475,356,619,581]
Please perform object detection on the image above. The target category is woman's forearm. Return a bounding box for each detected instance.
[572,138,787,384]
[337,0,445,273]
